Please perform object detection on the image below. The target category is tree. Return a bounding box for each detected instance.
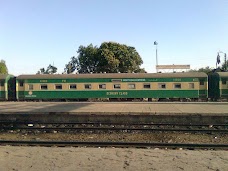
[221,60,228,71]
[64,44,99,74]
[64,42,145,74]
[37,64,57,74]
[64,56,77,74]
[98,42,143,73]
[0,60,8,74]
[189,66,213,74]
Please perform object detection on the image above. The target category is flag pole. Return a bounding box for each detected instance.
[156,45,158,72]
[225,53,227,71]
[216,53,220,69]
[154,41,158,73]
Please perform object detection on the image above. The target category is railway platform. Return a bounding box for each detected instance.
[0,102,228,124]
[0,102,228,115]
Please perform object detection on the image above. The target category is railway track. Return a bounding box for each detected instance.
[0,140,228,150]
[1,121,228,149]
[1,122,228,133]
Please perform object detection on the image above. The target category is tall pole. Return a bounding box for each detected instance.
[225,53,227,71]
[156,45,158,72]
[216,52,220,69]
[154,41,158,72]
[217,51,227,70]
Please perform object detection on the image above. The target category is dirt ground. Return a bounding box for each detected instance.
[1,131,228,144]
[0,146,228,171]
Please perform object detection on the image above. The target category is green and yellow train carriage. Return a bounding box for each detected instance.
[208,72,228,100]
[0,74,16,101]
[16,72,208,101]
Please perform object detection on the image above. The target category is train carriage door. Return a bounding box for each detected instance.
[214,75,220,100]
[208,74,220,100]
[0,78,7,100]
[0,80,3,100]
[8,77,16,101]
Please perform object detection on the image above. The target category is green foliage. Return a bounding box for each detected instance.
[0,60,8,74]
[64,56,77,74]
[65,42,145,74]
[64,44,99,74]
[189,66,213,74]
[37,64,57,74]
[98,42,143,73]
[221,60,228,71]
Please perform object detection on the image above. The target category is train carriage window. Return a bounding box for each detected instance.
[19,81,24,87]
[85,84,92,89]
[200,82,204,85]
[158,83,166,89]
[199,79,204,85]
[0,81,4,87]
[55,84,62,89]
[99,84,106,89]
[189,83,194,89]
[143,83,151,89]
[173,83,181,89]
[128,84,135,89]
[222,78,227,85]
[69,84,77,89]
[40,84,48,90]
[28,84,33,90]
[114,84,121,89]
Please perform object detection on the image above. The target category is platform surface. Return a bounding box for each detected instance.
[1,146,228,171]
[0,102,227,115]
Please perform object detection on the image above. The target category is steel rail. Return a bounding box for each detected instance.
[0,140,228,149]
[0,121,227,127]
[1,127,228,133]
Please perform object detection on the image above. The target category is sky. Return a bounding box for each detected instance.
[0,0,228,76]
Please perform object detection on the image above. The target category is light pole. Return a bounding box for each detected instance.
[154,41,158,72]
[216,52,220,69]
[225,53,227,71]
[217,51,227,70]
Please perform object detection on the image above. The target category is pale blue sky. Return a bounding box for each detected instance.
[0,0,227,75]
